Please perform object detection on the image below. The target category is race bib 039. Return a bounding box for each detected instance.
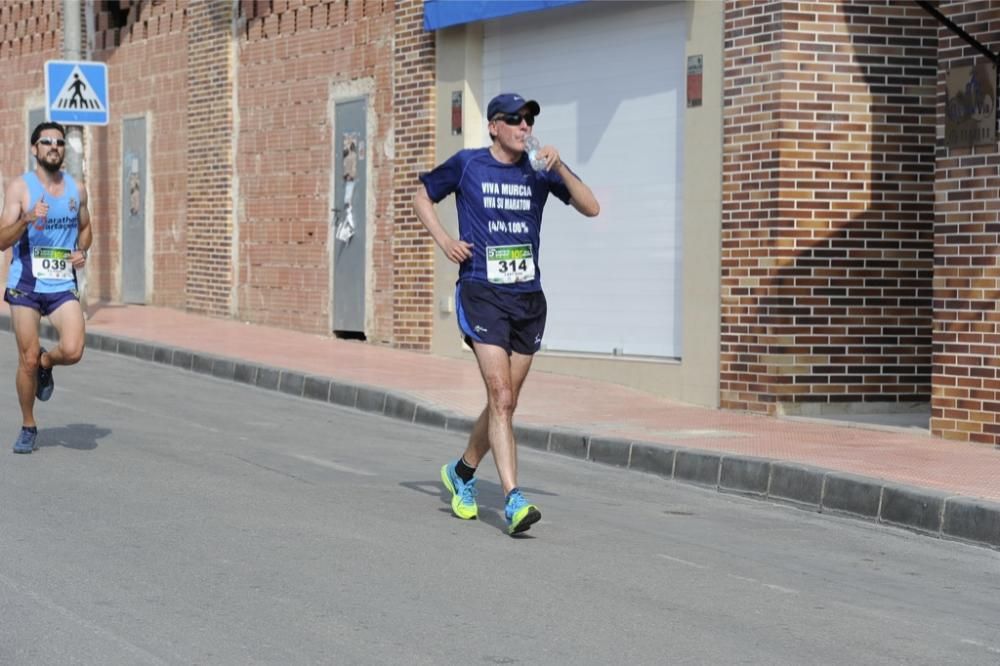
[31,247,73,280]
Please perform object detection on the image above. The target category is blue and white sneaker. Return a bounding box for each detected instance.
[505,488,541,535]
[441,460,478,520]
[36,347,54,402]
[13,427,38,454]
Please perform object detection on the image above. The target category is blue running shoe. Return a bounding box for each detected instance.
[441,460,478,520]
[36,347,54,402]
[505,488,541,535]
[13,427,38,454]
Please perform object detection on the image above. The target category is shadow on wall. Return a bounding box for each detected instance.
[765,1,937,416]
[484,0,684,166]
[483,0,688,359]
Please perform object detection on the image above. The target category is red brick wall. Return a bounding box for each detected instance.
[91,0,189,307]
[721,0,937,414]
[236,0,397,339]
[0,1,62,289]
[391,0,436,349]
[0,1,189,306]
[2,0,430,345]
[0,0,59,62]
[931,1,1000,444]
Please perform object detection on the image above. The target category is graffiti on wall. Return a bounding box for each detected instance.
[335,132,361,244]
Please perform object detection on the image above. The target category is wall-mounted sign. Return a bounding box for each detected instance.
[945,62,996,148]
[687,55,703,108]
[451,90,462,135]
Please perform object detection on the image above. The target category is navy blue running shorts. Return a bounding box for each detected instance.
[4,287,79,317]
[456,280,547,356]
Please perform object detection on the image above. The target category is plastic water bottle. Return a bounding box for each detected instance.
[524,134,546,171]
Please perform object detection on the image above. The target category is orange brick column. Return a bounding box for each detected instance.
[0,1,62,290]
[186,1,234,316]
[721,1,937,415]
[930,1,1000,443]
[391,0,437,349]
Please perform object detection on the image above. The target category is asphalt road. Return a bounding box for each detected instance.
[0,334,998,665]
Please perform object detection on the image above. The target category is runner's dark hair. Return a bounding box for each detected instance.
[31,121,66,145]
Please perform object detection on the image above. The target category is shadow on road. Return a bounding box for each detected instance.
[399,477,555,537]
[38,423,111,451]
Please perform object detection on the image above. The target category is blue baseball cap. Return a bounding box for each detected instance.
[487,93,541,120]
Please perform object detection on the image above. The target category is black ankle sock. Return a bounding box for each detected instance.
[22,426,37,433]
[455,457,476,483]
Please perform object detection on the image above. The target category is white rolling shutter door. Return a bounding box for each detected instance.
[482,1,685,358]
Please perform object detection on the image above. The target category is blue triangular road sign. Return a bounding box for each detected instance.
[45,60,109,125]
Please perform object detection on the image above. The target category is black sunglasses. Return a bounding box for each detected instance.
[36,137,66,147]
[495,112,535,127]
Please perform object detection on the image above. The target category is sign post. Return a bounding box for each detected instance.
[43,58,108,319]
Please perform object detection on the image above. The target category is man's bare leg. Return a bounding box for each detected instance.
[42,299,86,369]
[466,343,535,495]
[462,349,534,474]
[10,305,42,427]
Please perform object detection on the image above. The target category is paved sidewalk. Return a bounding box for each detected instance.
[2,301,999,550]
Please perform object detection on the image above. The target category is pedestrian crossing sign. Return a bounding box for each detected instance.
[44,60,109,126]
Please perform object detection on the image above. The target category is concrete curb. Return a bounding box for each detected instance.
[5,316,999,552]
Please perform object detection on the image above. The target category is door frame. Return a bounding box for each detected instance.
[327,84,376,336]
[119,112,153,304]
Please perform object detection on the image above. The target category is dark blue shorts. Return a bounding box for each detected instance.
[456,280,547,355]
[4,287,79,317]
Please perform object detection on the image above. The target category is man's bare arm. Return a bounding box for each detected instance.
[69,183,92,269]
[556,162,600,218]
[0,178,32,252]
[76,184,92,252]
[535,145,600,217]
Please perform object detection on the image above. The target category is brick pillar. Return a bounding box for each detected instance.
[931,2,1000,444]
[392,0,437,349]
[721,1,937,415]
[186,1,234,316]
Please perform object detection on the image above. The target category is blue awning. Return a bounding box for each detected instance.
[423,0,587,31]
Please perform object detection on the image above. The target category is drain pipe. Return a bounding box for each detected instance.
[62,0,88,315]
[61,0,84,180]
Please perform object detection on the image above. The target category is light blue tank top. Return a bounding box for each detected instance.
[7,171,80,294]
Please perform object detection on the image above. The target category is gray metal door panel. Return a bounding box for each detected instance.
[332,98,366,334]
[121,117,146,304]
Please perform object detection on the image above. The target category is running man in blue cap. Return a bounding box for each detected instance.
[414,93,600,534]
[0,121,92,454]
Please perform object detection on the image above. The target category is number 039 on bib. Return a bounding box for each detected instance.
[31,247,74,280]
